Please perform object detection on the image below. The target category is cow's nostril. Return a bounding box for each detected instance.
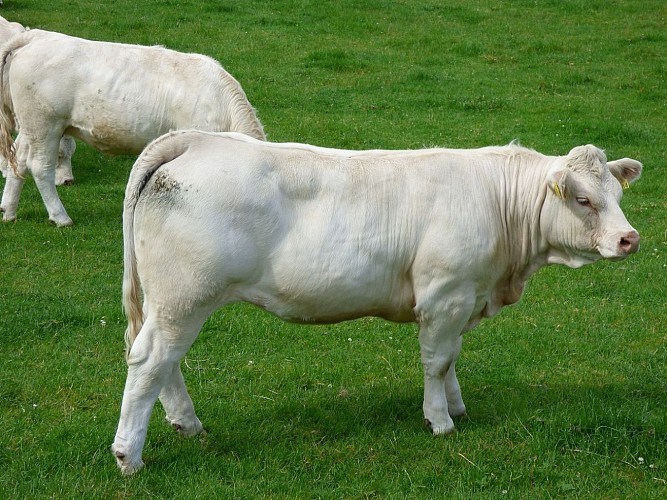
[619,231,640,254]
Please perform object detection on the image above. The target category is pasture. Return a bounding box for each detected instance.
[1,0,665,497]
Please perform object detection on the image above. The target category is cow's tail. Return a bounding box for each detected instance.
[0,31,31,175]
[122,130,192,359]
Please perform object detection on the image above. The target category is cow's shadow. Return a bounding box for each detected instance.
[147,377,664,470]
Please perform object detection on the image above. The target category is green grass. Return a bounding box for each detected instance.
[1,0,666,497]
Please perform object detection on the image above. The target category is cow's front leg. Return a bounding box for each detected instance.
[159,363,204,437]
[417,297,471,435]
[420,338,463,435]
[445,352,467,418]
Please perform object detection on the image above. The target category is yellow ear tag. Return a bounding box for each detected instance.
[553,183,563,199]
[621,178,630,190]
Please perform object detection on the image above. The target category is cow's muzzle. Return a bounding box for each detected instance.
[618,230,640,256]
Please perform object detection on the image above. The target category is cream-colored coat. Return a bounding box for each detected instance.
[0,16,76,185]
[0,29,264,226]
[113,130,642,474]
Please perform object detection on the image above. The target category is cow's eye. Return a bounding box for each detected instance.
[576,196,591,207]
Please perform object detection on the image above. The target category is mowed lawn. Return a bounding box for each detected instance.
[0,0,665,497]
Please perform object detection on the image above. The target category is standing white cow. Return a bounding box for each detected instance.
[0,16,76,186]
[0,29,265,226]
[112,130,642,474]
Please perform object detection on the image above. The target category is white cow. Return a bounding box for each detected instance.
[0,16,23,43]
[112,130,642,474]
[0,29,265,226]
[0,16,76,186]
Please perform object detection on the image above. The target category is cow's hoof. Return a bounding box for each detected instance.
[111,444,144,475]
[165,415,205,437]
[424,418,457,436]
[448,405,467,419]
[56,178,74,186]
[49,217,73,227]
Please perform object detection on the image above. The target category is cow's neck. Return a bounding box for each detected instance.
[498,154,553,289]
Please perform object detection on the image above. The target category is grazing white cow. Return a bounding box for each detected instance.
[0,16,76,186]
[0,29,265,226]
[112,130,642,474]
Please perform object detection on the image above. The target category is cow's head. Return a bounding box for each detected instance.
[541,144,642,268]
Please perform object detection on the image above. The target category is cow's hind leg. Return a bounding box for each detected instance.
[112,315,203,475]
[160,363,204,437]
[0,134,28,221]
[150,296,204,436]
[18,131,73,226]
[1,168,25,221]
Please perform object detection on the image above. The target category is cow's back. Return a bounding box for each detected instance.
[6,30,262,153]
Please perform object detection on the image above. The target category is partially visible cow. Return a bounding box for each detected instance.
[0,16,23,42]
[0,29,265,226]
[0,129,77,186]
[0,16,76,186]
[111,130,642,474]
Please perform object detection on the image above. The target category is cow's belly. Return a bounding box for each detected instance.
[65,94,187,154]
[65,125,148,155]
[67,111,220,155]
[236,267,417,324]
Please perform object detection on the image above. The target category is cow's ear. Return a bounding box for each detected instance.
[608,158,642,188]
[547,169,568,200]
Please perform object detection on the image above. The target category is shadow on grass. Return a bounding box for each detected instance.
[144,376,665,470]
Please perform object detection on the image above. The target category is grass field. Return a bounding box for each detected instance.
[1,0,666,497]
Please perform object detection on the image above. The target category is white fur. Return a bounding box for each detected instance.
[113,131,641,474]
[0,17,76,186]
[0,28,264,225]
